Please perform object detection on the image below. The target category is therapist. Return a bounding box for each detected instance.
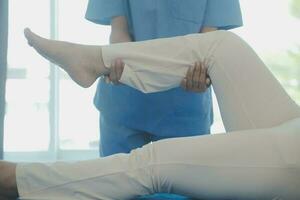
[85,0,243,157]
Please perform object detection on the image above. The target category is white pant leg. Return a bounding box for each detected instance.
[209,32,300,131]
[17,118,300,200]
[101,31,223,93]
[102,30,300,131]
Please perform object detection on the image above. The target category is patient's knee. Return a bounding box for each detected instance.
[216,30,243,43]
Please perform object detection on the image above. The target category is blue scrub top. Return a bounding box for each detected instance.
[85,0,243,137]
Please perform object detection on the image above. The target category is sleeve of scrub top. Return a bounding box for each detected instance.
[203,0,243,30]
[85,0,128,25]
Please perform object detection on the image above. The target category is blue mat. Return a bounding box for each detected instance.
[138,193,193,200]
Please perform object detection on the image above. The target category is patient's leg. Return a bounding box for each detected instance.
[100,31,300,130]
[25,29,300,130]
[13,119,300,200]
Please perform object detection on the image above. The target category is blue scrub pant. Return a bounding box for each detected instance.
[99,115,200,157]
[99,115,151,156]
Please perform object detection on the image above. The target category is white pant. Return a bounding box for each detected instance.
[17,31,300,200]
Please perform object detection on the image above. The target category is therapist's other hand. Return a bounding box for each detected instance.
[105,58,124,84]
[181,62,211,92]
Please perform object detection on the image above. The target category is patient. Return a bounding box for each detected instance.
[0,29,299,200]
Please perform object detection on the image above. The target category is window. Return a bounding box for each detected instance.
[5,0,110,161]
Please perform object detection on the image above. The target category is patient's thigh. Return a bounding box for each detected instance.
[209,32,300,131]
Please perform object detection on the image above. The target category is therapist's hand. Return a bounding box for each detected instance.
[105,58,124,84]
[181,62,211,92]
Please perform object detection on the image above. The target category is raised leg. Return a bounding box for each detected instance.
[100,30,300,131]
[24,29,300,130]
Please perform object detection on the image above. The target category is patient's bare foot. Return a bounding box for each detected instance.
[24,28,109,88]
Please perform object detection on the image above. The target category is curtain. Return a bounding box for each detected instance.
[0,0,9,159]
